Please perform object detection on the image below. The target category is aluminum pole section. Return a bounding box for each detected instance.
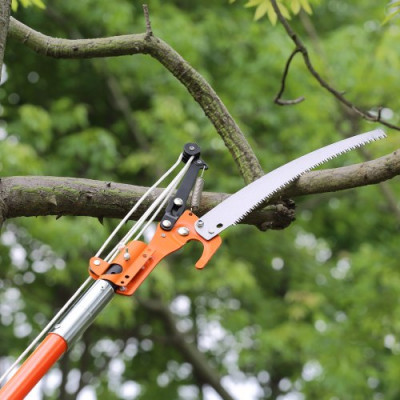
[0,280,115,399]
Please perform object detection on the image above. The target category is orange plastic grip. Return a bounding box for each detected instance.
[0,333,67,400]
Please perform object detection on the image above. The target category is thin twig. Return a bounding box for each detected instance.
[142,4,153,38]
[274,47,305,105]
[270,0,400,131]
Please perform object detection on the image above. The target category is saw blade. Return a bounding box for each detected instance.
[195,129,386,240]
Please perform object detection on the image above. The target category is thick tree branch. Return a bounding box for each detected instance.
[1,150,399,229]
[270,0,400,131]
[282,148,400,198]
[137,296,235,400]
[7,16,263,184]
[0,176,293,230]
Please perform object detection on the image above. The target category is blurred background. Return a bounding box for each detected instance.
[1,0,400,399]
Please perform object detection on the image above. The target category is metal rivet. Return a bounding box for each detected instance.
[208,230,214,234]
[123,248,131,261]
[189,145,195,151]
[197,220,204,228]
[196,160,202,164]
[173,197,184,206]
[162,220,172,228]
[178,227,190,236]
[119,287,126,292]
[161,233,166,238]
[93,259,101,266]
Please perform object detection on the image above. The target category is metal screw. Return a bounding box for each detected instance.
[197,220,204,228]
[189,145,195,151]
[119,287,126,292]
[161,233,166,238]
[196,160,203,164]
[93,259,101,266]
[123,248,131,261]
[162,220,172,228]
[178,227,190,236]
[173,197,184,206]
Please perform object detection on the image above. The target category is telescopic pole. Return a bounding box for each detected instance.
[0,280,115,399]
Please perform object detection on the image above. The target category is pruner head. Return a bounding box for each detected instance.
[90,211,222,296]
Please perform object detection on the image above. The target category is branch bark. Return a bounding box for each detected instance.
[7,16,263,184]
[0,176,294,230]
[0,0,11,81]
[1,149,399,228]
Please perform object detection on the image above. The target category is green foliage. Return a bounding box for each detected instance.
[11,0,45,12]
[241,0,320,24]
[1,1,400,399]
[383,1,400,24]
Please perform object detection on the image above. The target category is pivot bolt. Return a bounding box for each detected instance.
[162,220,172,228]
[93,259,101,266]
[173,197,184,206]
[189,145,196,151]
[178,227,190,236]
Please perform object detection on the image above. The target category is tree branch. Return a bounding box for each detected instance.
[7,16,263,184]
[0,0,12,81]
[0,176,294,230]
[274,47,305,105]
[142,4,153,38]
[270,0,400,131]
[282,148,400,198]
[1,150,399,229]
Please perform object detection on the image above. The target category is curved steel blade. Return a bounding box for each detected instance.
[195,129,386,240]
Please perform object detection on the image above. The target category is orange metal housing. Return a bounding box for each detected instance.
[89,210,222,296]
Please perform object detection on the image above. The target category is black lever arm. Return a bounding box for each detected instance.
[160,143,207,231]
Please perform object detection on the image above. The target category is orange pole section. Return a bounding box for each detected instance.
[0,333,68,400]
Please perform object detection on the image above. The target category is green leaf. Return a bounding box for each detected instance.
[266,1,278,25]
[13,0,45,9]
[254,1,268,21]
[277,0,292,19]
[383,8,400,24]
[290,0,301,14]
[245,0,263,8]
[31,0,45,9]
[299,0,313,14]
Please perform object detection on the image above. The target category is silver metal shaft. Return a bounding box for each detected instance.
[51,280,115,345]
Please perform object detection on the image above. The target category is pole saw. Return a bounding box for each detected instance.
[0,129,386,399]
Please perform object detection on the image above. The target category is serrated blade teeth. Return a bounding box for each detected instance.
[195,129,386,240]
